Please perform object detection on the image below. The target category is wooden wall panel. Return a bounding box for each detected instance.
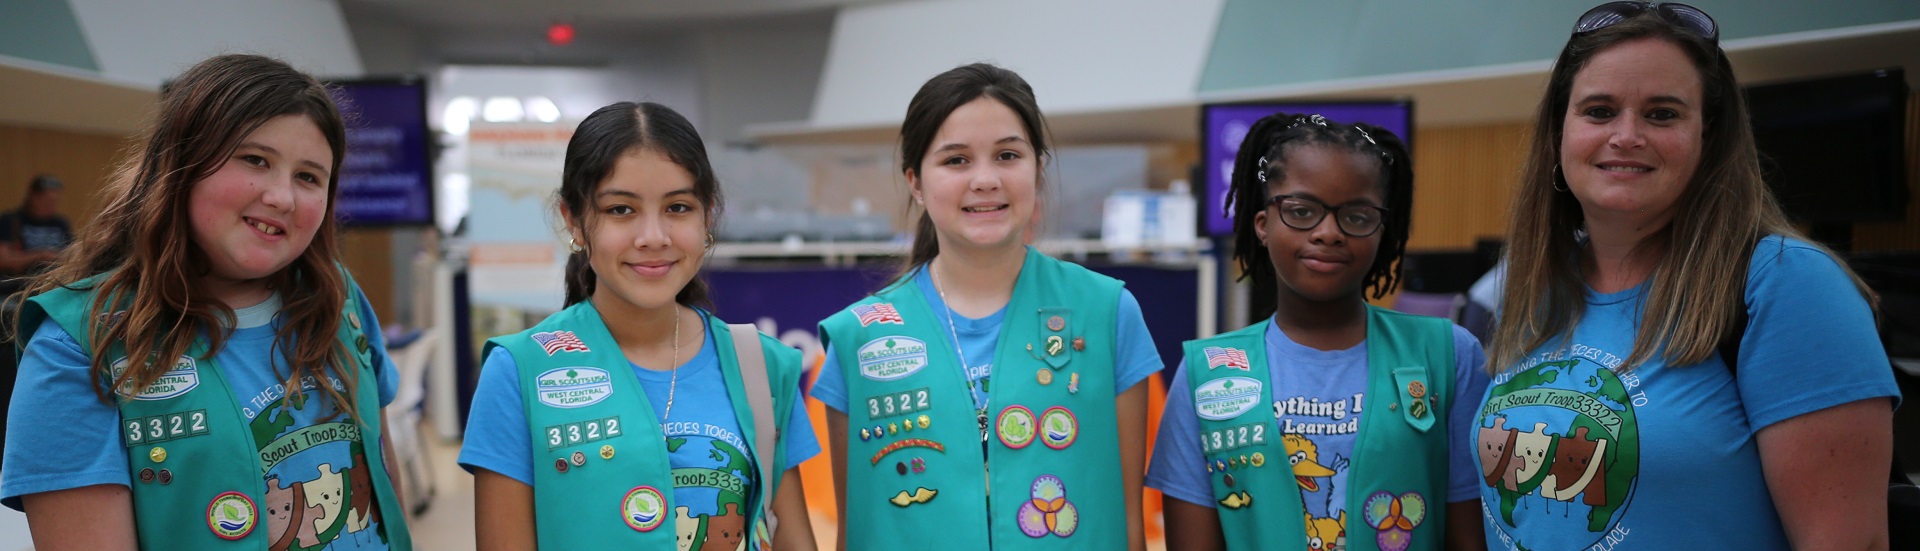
[0,124,131,231]
[1406,123,1532,251]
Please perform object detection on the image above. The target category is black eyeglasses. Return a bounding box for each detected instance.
[1574,2,1718,44]
[1266,195,1388,237]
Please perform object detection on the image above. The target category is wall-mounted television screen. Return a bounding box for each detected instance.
[1199,101,1413,236]
[1746,68,1909,224]
[329,77,435,227]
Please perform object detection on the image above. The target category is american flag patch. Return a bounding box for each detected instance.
[852,303,905,326]
[1204,346,1250,371]
[531,331,590,355]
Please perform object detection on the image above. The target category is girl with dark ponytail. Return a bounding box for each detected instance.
[1148,112,1490,550]
[813,63,1161,550]
[460,102,819,550]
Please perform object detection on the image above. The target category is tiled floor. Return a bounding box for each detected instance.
[402,428,476,550]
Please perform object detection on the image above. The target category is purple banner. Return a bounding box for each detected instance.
[1202,102,1412,235]
[330,79,434,227]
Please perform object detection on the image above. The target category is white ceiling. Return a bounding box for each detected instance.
[339,0,891,28]
[754,19,1920,145]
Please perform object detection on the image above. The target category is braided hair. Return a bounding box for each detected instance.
[1225,112,1414,302]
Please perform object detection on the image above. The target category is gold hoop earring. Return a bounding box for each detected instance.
[568,237,584,253]
[1552,165,1570,193]
[705,233,714,249]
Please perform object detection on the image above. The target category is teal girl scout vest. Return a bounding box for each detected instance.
[18,273,412,550]
[485,301,802,550]
[819,248,1127,550]
[1182,306,1453,551]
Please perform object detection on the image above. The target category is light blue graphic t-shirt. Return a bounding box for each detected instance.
[1472,237,1900,551]
[459,318,820,551]
[2,289,400,550]
[1148,319,1488,550]
[810,267,1163,421]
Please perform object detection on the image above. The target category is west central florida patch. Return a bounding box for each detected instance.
[1194,377,1262,420]
[858,336,929,381]
[110,356,200,401]
[537,367,614,408]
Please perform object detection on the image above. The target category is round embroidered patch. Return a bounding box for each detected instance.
[622,486,667,532]
[1039,406,1078,450]
[206,491,257,540]
[996,405,1037,449]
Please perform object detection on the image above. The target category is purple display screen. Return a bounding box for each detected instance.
[330,79,434,227]
[1201,102,1412,235]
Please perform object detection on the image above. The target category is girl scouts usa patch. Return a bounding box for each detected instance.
[536,367,614,408]
[206,491,257,540]
[1194,377,1262,420]
[109,356,200,400]
[858,337,929,381]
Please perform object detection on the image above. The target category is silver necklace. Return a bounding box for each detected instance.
[662,307,682,422]
[931,267,990,444]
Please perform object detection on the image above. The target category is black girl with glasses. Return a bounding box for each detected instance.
[1475,2,1897,549]
[1148,112,1490,550]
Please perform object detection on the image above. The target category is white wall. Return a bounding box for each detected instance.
[67,0,364,85]
[697,16,835,145]
[810,0,1224,128]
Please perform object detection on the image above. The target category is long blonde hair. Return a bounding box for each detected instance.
[1488,13,1874,373]
[16,54,360,419]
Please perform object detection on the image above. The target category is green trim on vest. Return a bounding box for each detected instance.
[1182,306,1454,551]
[487,301,801,549]
[20,271,413,551]
[819,248,1128,550]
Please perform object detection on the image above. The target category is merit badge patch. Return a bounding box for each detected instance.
[997,405,1037,449]
[1016,475,1078,538]
[1203,346,1251,371]
[1364,491,1427,551]
[109,356,199,401]
[1039,407,1078,450]
[857,337,929,381]
[206,491,257,540]
[1194,377,1262,421]
[531,330,591,355]
[536,367,614,408]
[622,486,667,531]
[853,303,906,326]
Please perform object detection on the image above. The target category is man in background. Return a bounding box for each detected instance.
[0,174,73,471]
[0,174,73,287]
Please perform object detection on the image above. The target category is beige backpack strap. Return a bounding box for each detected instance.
[728,323,779,536]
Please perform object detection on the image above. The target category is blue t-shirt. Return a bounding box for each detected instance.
[1472,236,1901,551]
[458,318,820,551]
[2,288,401,550]
[810,268,1163,417]
[1147,319,1489,544]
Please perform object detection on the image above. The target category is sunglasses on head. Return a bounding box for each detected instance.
[1573,1,1718,44]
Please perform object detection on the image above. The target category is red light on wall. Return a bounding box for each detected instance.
[547,22,575,46]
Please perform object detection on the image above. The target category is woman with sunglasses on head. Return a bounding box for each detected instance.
[1148,113,1491,551]
[1474,2,1898,549]
[812,63,1159,550]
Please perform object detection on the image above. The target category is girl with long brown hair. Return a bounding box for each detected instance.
[814,63,1157,550]
[1,54,412,550]
[458,101,817,550]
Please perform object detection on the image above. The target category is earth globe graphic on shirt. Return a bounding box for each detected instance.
[667,434,756,550]
[1476,358,1641,548]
